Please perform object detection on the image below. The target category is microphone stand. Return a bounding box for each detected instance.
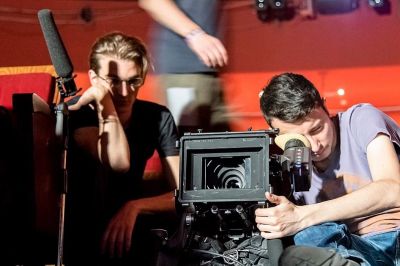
[54,76,79,266]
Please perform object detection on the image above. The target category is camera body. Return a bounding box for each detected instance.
[177,130,280,240]
[178,130,277,202]
[173,130,311,265]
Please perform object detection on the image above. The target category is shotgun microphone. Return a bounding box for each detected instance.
[38,9,79,98]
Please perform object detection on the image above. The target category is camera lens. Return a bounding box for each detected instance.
[217,166,246,188]
[204,157,248,189]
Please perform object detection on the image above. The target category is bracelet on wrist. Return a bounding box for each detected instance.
[99,117,119,124]
[184,28,205,42]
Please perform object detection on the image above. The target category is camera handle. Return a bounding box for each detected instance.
[260,206,285,266]
[267,239,284,266]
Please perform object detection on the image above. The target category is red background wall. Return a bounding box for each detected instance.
[1,0,399,130]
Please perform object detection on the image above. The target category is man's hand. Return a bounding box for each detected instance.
[186,32,228,68]
[101,200,140,258]
[68,84,110,111]
[255,192,305,239]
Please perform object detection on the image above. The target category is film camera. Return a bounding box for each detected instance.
[170,130,312,266]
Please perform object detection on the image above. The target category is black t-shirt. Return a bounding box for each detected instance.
[68,98,179,214]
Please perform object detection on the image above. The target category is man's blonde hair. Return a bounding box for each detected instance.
[89,32,151,87]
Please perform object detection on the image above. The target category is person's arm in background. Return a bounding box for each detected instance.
[138,0,228,68]
[100,155,180,258]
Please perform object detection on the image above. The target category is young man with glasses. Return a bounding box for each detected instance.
[66,32,180,265]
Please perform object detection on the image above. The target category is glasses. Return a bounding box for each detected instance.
[96,75,143,89]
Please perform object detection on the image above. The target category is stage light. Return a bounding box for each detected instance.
[337,88,345,96]
[315,0,359,14]
[255,0,294,22]
[270,0,285,9]
[255,0,269,22]
[255,0,268,11]
[367,0,391,15]
[368,0,384,7]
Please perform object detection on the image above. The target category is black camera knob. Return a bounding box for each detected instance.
[185,213,195,226]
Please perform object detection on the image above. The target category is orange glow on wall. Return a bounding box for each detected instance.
[74,64,400,132]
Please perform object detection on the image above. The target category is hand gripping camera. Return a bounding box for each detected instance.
[172,130,312,266]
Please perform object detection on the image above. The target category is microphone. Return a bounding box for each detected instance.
[38,9,79,98]
[275,133,312,192]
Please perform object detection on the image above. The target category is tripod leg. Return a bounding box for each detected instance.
[56,193,66,266]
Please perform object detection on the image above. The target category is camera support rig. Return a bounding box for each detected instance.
[163,130,311,265]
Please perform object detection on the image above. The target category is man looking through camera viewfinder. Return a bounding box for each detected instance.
[256,72,400,266]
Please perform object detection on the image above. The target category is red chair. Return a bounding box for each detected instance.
[0,66,58,265]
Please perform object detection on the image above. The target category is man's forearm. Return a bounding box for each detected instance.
[303,179,400,227]
[132,190,176,214]
[97,93,130,172]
